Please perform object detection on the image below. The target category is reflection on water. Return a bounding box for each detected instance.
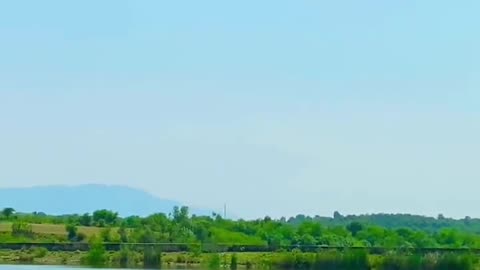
[0,266,87,270]
[0,266,184,270]
[0,266,205,270]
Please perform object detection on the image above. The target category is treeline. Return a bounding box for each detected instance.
[289,212,480,233]
[2,207,480,249]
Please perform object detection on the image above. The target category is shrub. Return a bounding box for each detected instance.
[32,247,48,258]
[65,224,78,241]
[84,236,107,267]
[11,222,33,237]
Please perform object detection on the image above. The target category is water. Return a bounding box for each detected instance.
[0,266,195,270]
[0,266,139,270]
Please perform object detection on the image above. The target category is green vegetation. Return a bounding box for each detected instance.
[5,206,480,249]
[230,253,238,270]
[269,250,369,270]
[2,206,480,269]
[84,236,107,267]
[143,245,162,268]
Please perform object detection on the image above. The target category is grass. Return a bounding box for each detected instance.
[0,222,102,237]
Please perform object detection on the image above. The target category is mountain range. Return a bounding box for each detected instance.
[0,184,211,217]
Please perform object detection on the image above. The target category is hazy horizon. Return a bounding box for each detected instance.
[1,1,480,219]
[0,183,474,220]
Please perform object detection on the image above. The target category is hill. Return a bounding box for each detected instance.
[0,184,210,217]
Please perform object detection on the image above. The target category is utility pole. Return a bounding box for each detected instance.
[223,203,227,219]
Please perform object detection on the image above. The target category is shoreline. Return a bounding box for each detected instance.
[0,249,479,270]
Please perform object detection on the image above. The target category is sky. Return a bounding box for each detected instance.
[1,1,480,219]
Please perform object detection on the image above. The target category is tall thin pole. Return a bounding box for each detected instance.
[224,203,227,219]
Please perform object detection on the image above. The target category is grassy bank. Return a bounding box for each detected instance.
[0,223,101,237]
[0,248,478,270]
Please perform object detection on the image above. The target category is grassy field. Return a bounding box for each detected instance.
[0,222,102,237]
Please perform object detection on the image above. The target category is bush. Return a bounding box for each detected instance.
[32,247,48,258]
[11,222,33,237]
[65,224,78,241]
[84,236,107,267]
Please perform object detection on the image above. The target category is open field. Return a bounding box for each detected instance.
[0,222,102,237]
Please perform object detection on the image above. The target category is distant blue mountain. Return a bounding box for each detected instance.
[0,184,211,217]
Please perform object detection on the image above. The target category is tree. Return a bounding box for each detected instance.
[93,210,118,226]
[346,222,364,237]
[2,208,15,219]
[79,213,92,226]
[333,211,343,220]
[464,216,472,225]
[65,224,78,241]
[173,206,189,224]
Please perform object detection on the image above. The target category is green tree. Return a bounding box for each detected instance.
[333,211,343,220]
[65,224,78,241]
[79,213,92,226]
[93,209,118,227]
[346,222,364,237]
[2,207,15,219]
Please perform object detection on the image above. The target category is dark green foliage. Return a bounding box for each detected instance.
[230,253,238,270]
[2,208,15,219]
[346,222,364,236]
[93,209,118,227]
[65,224,78,241]
[79,213,92,226]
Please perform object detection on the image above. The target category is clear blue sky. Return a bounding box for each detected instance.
[1,1,480,218]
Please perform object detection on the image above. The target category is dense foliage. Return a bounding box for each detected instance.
[2,207,480,249]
